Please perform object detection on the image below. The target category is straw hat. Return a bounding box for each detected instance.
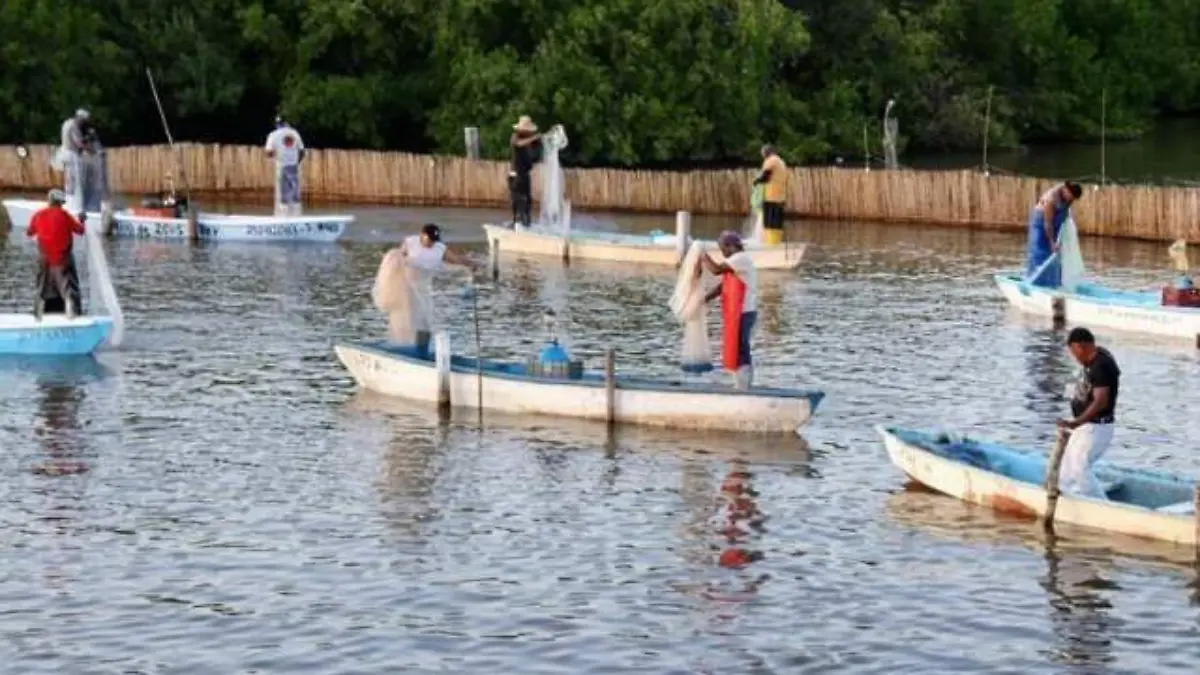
[513,115,538,133]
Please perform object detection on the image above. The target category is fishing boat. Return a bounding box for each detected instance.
[2,198,350,243]
[994,273,1200,343]
[0,315,114,356]
[334,338,825,433]
[482,223,806,270]
[878,425,1199,545]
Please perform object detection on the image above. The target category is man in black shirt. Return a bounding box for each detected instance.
[509,115,541,229]
[1057,327,1120,498]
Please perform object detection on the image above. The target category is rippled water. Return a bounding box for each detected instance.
[1,197,1199,673]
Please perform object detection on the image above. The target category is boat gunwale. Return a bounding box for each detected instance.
[3,198,355,228]
[338,339,825,404]
[481,223,806,256]
[994,272,1200,315]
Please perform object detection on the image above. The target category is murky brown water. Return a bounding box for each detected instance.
[1,194,1199,673]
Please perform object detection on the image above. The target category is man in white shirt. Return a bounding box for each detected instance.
[698,231,759,389]
[55,109,90,215]
[264,116,306,216]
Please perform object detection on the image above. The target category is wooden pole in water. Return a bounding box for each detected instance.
[145,68,197,242]
[435,331,451,418]
[1051,297,1066,328]
[561,199,572,265]
[1041,427,1071,531]
[675,210,691,267]
[982,86,993,175]
[604,348,616,428]
[100,201,115,238]
[489,239,500,282]
[1193,484,1200,554]
[1100,88,1107,188]
[863,124,870,172]
[471,277,483,422]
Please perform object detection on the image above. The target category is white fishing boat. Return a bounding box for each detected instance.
[334,336,825,434]
[485,123,805,270]
[878,425,1199,546]
[2,198,350,243]
[482,223,806,270]
[995,273,1200,343]
[0,315,113,356]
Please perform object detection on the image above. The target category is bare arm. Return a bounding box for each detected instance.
[1042,202,1057,249]
[704,285,721,303]
[697,252,731,276]
[1066,387,1109,428]
[443,248,483,268]
[512,134,542,148]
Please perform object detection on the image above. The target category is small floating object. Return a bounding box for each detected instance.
[878,425,1200,544]
[0,315,113,356]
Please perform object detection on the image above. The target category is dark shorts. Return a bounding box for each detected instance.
[763,201,784,230]
[738,311,757,367]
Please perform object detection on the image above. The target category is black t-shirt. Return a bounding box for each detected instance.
[510,134,535,175]
[1070,347,1120,422]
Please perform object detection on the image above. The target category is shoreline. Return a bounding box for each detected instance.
[2,143,1198,243]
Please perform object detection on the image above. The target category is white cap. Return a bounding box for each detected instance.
[75,108,90,119]
[48,189,66,204]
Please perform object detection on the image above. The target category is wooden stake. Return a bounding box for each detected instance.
[1193,484,1200,553]
[100,201,115,238]
[186,208,199,242]
[1042,427,1071,531]
[490,239,500,282]
[604,348,616,427]
[561,199,572,265]
[675,210,691,267]
[1051,297,1066,328]
[464,126,480,160]
[435,331,451,417]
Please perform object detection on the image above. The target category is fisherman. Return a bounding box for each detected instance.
[698,231,758,389]
[752,144,788,246]
[373,224,482,355]
[509,115,541,229]
[1057,327,1120,498]
[55,109,90,214]
[26,189,85,319]
[1026,181,1083,288]
[264,116,306,216]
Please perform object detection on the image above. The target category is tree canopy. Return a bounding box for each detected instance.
[2,0,1197,166]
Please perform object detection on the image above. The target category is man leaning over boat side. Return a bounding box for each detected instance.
[1057,327,1120,498]
[27,189,85,320]
[1026,180,1083,288]
[698,231,759,390]
[753,144,788,246]
[265,116,306,217]
[392,224,483,354]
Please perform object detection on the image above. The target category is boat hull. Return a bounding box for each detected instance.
[878,425,1198,545]
[995,273,1200,341]
[0,315,113,355]
[482,224,805,270]
[335,341,824,433]
[3,198,350,242]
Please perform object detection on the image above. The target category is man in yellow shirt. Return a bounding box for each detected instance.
[752,144,788,246]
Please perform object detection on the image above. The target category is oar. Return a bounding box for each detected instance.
[145,68,198,241]
[1019,251,1059,297]
[1041,426,1071,531]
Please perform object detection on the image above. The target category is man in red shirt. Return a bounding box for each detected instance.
[27,189,85,319]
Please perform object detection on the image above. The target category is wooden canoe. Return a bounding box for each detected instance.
[335,339,825,433]
[3,198,350,243]
[995,272,1200,342]
[482,223,806,270]
[878,425,1200,545]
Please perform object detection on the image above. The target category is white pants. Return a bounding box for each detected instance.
[1058,423,1115,498]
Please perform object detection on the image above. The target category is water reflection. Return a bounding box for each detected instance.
[1040,530,1122,670]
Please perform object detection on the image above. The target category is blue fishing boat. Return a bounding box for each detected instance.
[0,315,114,356]
[878,425,1199,545]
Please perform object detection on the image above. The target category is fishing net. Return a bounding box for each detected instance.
[1058,216,1085,291]
[538,125,569,233]
[1169,239,1190,273]
[372,243,437,344]
[669,241,713,372]
[83,218,124,347]
[742,184,765,244]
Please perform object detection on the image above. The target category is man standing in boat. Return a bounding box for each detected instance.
[753,145,788,246]
[1026,181,1083,287]
[1057,327,1120,498]
[265,116,306,217]
[509,116,541,230]
[27,189,85,319]
[54,108,90,216]
[698,231,758,390]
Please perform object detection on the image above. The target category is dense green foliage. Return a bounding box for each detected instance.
[3,0,1199,166]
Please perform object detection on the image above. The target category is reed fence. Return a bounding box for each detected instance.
[0,143,1197,242]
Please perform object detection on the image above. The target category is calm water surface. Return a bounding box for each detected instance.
[1,201,1199,673]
